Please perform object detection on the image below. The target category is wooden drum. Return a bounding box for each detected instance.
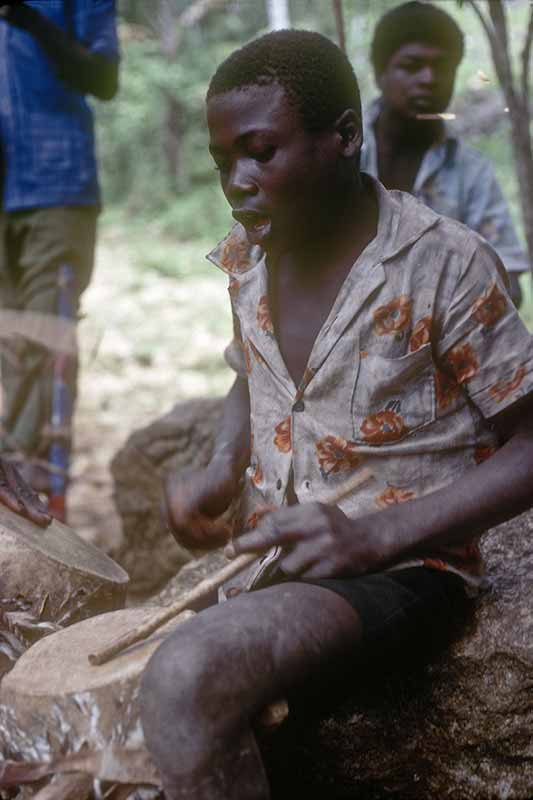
[0,504,129,677]
[0,607,193,787]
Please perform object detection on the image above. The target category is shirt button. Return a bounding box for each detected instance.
[292,400,305,412]
[276,479,282,490]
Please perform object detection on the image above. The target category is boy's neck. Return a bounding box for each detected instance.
[376,105,444,154]
[276,175,378,282]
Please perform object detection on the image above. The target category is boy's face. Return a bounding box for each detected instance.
[207,83,348,256]
[378,42,457,119]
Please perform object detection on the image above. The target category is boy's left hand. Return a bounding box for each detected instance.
[0,458,52,527]
[230,503,391,579]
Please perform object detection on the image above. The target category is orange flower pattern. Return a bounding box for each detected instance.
[250,460,263,487]
[435,369,461,411]
[246,512,261,530]
[293,367,317,403]
[446,343,479,384]
[474,446,497,464]
[471,282,507,327]
[360,410,407,445]
[373,295,411,336]
[375,486,416,509]
[228,277,240,301]
[243,341,252,375]
[257,296,274,335]
[489,366,526,403]
[246,506,271,530]
[423,557,448,572]
[274,418,292,453]
[248,339,267,367]
[409,316,432,352]
[219,234,254,273]
[316,435,361,477]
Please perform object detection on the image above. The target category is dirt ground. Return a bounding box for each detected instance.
[67,223,233,554]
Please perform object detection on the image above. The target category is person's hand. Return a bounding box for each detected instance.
[163,461,239,550]
[0,458,51,527]
[229,503,394,579]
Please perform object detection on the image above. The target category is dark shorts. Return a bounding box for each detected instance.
[302,566,469,650]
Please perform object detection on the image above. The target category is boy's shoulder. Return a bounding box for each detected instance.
[383,184,485,265]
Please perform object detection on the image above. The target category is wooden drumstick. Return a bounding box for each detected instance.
[89,467,373,666]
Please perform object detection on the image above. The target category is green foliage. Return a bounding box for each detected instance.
[97,1,529,257]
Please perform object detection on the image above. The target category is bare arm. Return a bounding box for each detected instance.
[0,2,118,100]
[164,377,251,549]
[369,394,533,562]
[232,394,533,578]
[0,458,51,527]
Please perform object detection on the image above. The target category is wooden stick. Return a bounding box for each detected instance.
[89,467,373,666]
[32,773,93,800]
[89,552,258,665]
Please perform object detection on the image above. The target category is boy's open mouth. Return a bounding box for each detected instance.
[233,210,272,245]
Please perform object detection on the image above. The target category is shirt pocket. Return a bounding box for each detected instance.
[352,343,436,445]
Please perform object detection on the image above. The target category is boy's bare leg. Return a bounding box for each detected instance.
[140,582,362,800]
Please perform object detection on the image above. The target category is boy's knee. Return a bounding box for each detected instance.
[140,618,248,735]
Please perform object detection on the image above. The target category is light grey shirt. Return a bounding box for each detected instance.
[361,99,528,273]
[209,178,533,587]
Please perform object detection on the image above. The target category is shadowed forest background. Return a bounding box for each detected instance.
[69,0,532,547]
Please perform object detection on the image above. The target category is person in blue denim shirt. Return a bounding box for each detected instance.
[361,1,528,308]
[0,0,119,506]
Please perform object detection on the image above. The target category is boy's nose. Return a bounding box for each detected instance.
[417,65,437,86]
[226,161,257,202]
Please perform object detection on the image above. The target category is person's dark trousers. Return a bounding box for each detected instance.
[0,205,97,488]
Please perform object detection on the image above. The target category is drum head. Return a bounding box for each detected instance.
[2,607,192,696]
[0,504,128,585]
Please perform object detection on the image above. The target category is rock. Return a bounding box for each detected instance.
[452,89,508,138]
[264,509,533,800]
[151,548,228,607]
[110,397,225,598]
[139,514,533,798]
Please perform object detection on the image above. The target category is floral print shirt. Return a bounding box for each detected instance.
[361,99,528,274]
[207,178,533,587]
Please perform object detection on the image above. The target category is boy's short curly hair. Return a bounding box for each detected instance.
[371,1,464,76]
[207,29,362,133]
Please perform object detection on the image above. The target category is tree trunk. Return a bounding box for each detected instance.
[466,0,533,276]
[266,0,290,30]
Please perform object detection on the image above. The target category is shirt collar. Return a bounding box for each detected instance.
[362,97,457,191]
[206,175,438,275]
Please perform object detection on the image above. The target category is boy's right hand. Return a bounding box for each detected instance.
[163,462,238,550]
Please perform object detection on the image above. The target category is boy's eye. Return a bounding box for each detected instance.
[249,145,276,163]
[400,61,420,73]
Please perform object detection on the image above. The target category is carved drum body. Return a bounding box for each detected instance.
[0,504,129,676]
[0,607,193,787]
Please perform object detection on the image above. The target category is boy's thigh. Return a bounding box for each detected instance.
[150,581,364,713]
[304,566,469,661]
[8,206,98,310]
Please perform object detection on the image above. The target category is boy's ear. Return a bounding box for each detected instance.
[334,109,362,158]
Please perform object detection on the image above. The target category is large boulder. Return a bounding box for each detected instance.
[112,398,533,798]
[265,510,533,800]
[110,397,225,598]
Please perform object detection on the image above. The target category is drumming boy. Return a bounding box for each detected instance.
[140,31,533,800]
